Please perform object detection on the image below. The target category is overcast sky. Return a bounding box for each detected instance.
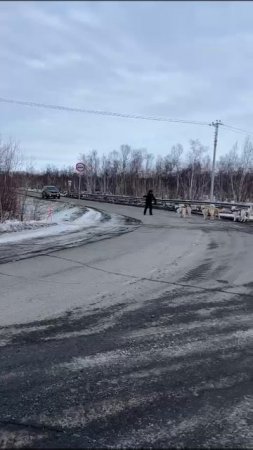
[1,1,253,169]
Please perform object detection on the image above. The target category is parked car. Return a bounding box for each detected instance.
[42,186,60,199]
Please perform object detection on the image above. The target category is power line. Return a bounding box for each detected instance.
[0,96,210,127]
[1,96,253,137]
[222,123,253,137]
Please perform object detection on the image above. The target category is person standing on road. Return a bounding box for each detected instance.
[143,189,157,215]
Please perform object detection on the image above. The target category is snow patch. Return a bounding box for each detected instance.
[0,200,104,244]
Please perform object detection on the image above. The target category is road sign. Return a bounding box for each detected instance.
[76,163,85,199]
[76,162,85,173]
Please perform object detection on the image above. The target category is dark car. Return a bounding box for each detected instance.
[42,186,60,199]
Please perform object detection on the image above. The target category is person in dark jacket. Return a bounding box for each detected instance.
[143,190,157,215]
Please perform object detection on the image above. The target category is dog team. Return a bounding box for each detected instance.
[177,203,252,221]
[143,190,252,222]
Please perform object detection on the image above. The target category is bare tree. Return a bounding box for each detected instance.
[186,140,208,199]
[164,144,183,197]
[101,154,109,193]
[12,139,253,204]
[0,137,21,221]
[18,159,37,221]
[130,149,145,195]
[120,145,131,194]
[238,137,253,201]
[219,143,239,201]
[107,150,120,194]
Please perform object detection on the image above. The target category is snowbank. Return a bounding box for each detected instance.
[0,199,104,244]
[0,198,139,264]
[0,220,51,233]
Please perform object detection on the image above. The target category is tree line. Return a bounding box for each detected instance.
[1,137,253,220]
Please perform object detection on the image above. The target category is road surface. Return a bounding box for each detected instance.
[0,199,252,448]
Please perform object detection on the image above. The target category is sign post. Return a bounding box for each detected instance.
[67,179,72,191]
[78,173,81,200]
[76,162,85,200]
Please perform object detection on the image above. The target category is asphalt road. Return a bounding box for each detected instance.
[0,199,252,448]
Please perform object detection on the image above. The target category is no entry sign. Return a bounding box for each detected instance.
[76,162,85,173]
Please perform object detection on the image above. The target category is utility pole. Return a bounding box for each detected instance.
[209,120,223,202]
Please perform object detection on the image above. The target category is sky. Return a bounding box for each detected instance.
[1,0,253,170]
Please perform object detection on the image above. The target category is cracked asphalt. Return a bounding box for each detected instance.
[0,199,252,448]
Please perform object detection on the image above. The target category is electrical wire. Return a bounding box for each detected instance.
[0,96,210,127]
[222,123,253,137]
[2,96,253,139]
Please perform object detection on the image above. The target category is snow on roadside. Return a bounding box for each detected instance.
[0,198,104,244]
[0,199,80,234]
[0,220,50,233]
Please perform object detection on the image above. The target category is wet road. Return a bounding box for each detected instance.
[0,199,252,448]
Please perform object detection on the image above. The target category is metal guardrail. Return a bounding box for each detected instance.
[22,189,252,211]
[65,192,253,210]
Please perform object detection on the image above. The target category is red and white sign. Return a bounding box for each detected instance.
[76,162,85,173]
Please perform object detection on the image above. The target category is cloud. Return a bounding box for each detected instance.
[67,8,101,28]
[26,59,47,70]
[21,5,69,31]
[0,1,253,168]
[25,52,86,71]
